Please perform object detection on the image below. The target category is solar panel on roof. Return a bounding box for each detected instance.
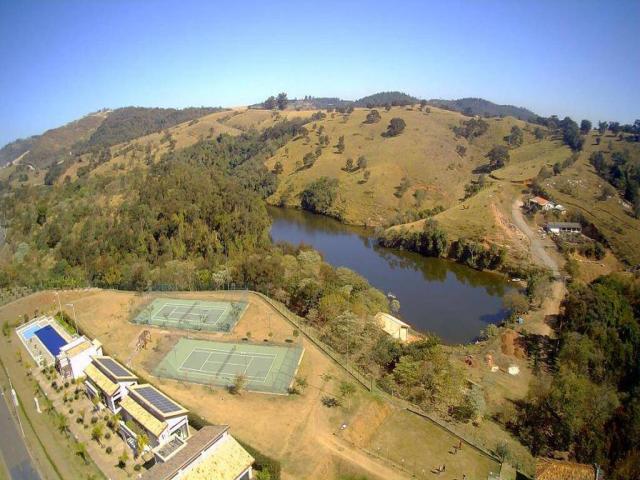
[135,386,181,414]
[98,358,132,378]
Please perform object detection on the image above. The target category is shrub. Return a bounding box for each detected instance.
[106,446,112,454]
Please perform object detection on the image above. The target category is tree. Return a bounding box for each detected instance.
[91,423,104,444]
[534,127,545,140]
[598,121,608,135]
[263,96,276,109]
[363,170,371,183]
[75,442,89,464]
[580,119,592,134]
[336,135,345,153]
[384,103,391,111]
[135,433,149,457]
[118,450,129,469]
[486,145,510,169]
[276,92,288,110]
[384,118,406,137]
[456,144,467,157]
[272,161,283,175]
[230,373,247,395]
[344,158,354,171]
[356,155,368,170]
[609,121,621,135]
[364,109,381,124]
[420,99,427,109]
[507,125,524,147]
[300,177,339,215]
[339,381,356,406]
[503,290,529,316]
[303,152,316,168]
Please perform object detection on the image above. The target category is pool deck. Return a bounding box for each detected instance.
[16,316,75,367]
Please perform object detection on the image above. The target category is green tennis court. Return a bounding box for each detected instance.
[154,338,304,395]
[132,298,247,333]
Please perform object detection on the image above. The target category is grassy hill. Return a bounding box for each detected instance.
[0,110,108,168]
[264,105,565,227]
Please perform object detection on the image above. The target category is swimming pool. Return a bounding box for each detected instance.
[21,322,44,340]
[34,325,68,356]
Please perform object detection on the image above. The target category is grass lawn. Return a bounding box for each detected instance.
[364,409,501,480]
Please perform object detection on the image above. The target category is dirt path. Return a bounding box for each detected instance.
[511,198,565,337]
[511,199,560,276]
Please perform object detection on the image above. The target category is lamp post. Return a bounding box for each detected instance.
[65,303,78,335]
[55,291,62,320]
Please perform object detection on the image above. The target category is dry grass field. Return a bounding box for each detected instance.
[264,106,561,226]
[0,289,512,480]
[541,131,640,265]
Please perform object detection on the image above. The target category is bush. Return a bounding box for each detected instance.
[106,446,112,454]
[321,396,341,408]
[300,177,339,216]
[384,118,406,137]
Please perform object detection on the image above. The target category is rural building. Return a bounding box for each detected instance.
[84,356,138,413]
[536,457,601,480]
[119,384,190,456]
[528,196,554,211]
[545,222,582,235]
[375,312,410,342]
[56,336,103,380]
[143,425,254,480]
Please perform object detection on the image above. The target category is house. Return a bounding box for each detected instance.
[375,312,410,342]
[119,384,190,456]
[536,458,600,480]
[56,336,103,380]
[84,356,138,413]
[545,222,582,234]
[528,196,554,211]
[143,425,254,480]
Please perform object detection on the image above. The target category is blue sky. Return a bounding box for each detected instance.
[1,0,638,146]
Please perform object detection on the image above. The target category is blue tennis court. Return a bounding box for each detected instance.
[34,325,68,356]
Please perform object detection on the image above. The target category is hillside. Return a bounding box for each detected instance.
[428,98,537,120]
[0,110,108,168]
[264,105,565,229]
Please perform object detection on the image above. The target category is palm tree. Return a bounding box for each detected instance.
[135,433,149,458]
[56,413,69,436]
[75,441,88,464]
[91,423,103,445]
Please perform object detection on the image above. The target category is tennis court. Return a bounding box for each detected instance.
[132,298,247,333]
[155,338,304,394]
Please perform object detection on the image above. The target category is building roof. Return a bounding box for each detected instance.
[375,312,410,328]
[143,426,254,480]
[93,356,137,382]
[547,222,582,229]
[536,458,597,480]
[128,384,188,419]
[84,363,119,396]
[530,196,550,206]
[120,395,167,437]
[63,338,94,358]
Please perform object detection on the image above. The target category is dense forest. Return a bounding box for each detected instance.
[353,91,419,108]
[590,149,640,216]
[514,274,640,478]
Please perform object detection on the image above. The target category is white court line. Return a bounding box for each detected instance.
[191,347,277,359]
[178,347,277,383]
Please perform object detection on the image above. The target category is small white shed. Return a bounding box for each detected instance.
[375,312,410,342]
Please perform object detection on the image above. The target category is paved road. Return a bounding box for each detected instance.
[0,388,40,480]
[511,199,560,277]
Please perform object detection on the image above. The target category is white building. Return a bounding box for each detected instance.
[84,356,138,413]
[119,384,190,456]
[545,222,582,235]
[143,425,254,480]
[56,336,102,380]
[375,312,410,342]
[528,196,554,211]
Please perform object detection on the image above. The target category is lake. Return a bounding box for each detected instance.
[268,207,511,344]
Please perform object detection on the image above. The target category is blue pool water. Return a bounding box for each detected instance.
[34,325,68,356]
[21,323,44,340]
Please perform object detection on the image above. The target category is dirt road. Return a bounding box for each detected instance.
[511,199,560,276]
